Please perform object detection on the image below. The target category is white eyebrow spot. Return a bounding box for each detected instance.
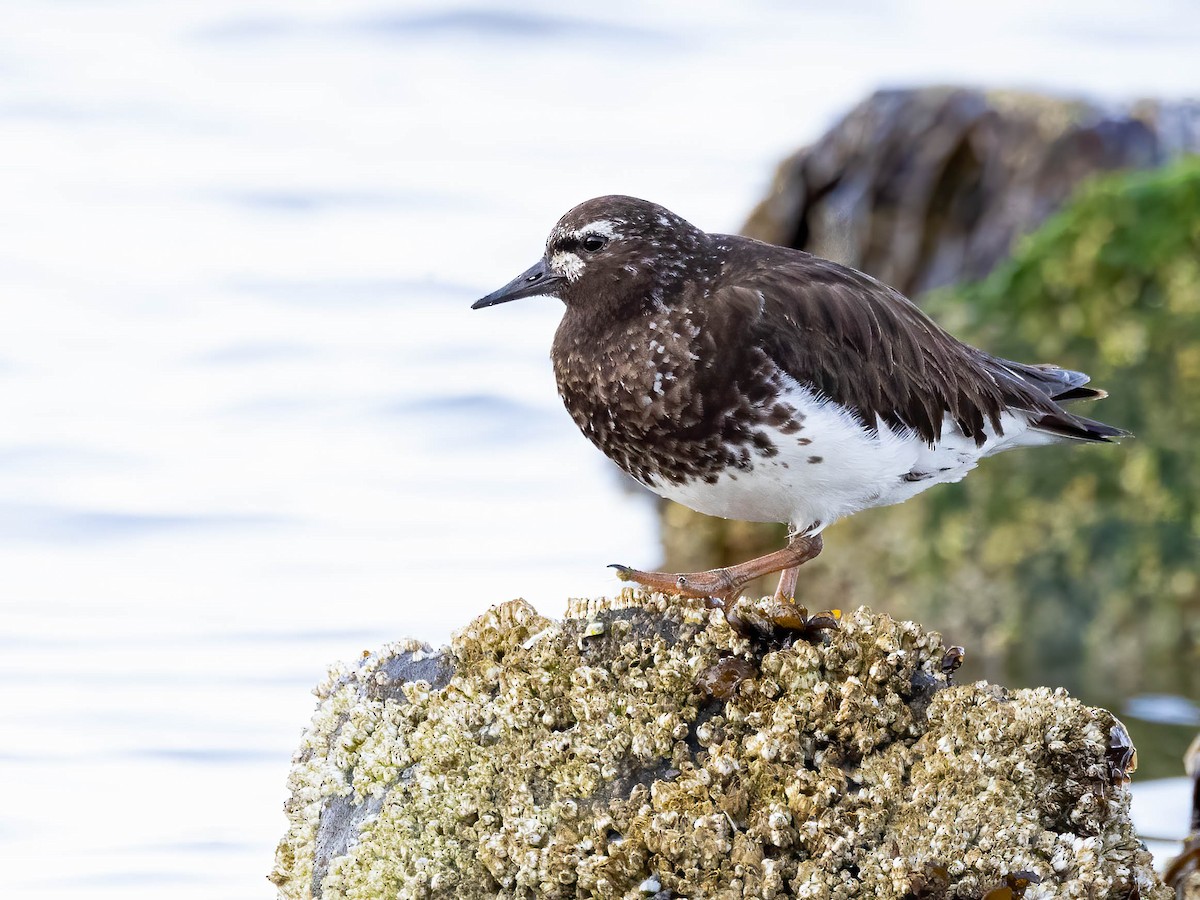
[549,251,585,282]
[575,219,619,239]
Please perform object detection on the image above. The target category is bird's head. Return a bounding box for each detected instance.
[472,195,708,321]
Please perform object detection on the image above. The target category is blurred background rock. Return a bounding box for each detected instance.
[660,89,1200,771]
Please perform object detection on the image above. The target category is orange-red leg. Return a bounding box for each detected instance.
[773,565,801,603]
[610,533,823,610]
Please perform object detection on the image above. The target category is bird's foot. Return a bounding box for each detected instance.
[609,562,754,633]
[609,561,839,641]
[609,562,742,600]
[609,534,828,640]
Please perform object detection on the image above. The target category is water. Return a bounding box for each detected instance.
[0,2,1196,895]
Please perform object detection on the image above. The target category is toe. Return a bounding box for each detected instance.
[608,564,634,582]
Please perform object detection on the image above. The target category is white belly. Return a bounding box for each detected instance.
[647,381,1053,532]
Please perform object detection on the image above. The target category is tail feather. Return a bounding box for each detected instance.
[1052,385,1108,402]
[987,357,1130,443]
[1032,409,1131,443]
[996,360,1101,400]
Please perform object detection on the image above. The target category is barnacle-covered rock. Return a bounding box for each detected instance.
[270,595,1168,899]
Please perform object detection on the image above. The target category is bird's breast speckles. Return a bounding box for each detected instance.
[553,312,812,490]
[766,400,805,434]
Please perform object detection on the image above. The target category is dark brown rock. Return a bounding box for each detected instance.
[742,88,1198,297]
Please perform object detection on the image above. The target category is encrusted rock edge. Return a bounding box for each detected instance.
[270,594,1167,900]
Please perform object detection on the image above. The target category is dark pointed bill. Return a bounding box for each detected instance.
[471,259,565,309]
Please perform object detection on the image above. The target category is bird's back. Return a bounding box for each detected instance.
[714,235,1127,447]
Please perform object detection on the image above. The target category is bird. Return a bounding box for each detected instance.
[472,195,1126,633]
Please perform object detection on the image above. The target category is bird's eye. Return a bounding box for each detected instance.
[582,234,607,253]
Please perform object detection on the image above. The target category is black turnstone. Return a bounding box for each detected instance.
[472,195,1126,629]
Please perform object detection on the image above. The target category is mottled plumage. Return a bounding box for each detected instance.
[473,195,1126,627]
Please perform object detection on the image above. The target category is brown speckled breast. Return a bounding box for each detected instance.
[551,288,798,488]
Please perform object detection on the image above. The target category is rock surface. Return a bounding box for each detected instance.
[271,594,1166,899]
[742,87,1199,297]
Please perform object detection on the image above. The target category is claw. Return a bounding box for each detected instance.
[608,564,633,582]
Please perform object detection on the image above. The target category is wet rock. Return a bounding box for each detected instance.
[271,595,1168,899]
[742,87,1199,298]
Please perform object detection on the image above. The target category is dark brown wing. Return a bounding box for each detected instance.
[717,246,1123,445]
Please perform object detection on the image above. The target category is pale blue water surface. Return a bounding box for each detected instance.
[0,2,1196,896]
